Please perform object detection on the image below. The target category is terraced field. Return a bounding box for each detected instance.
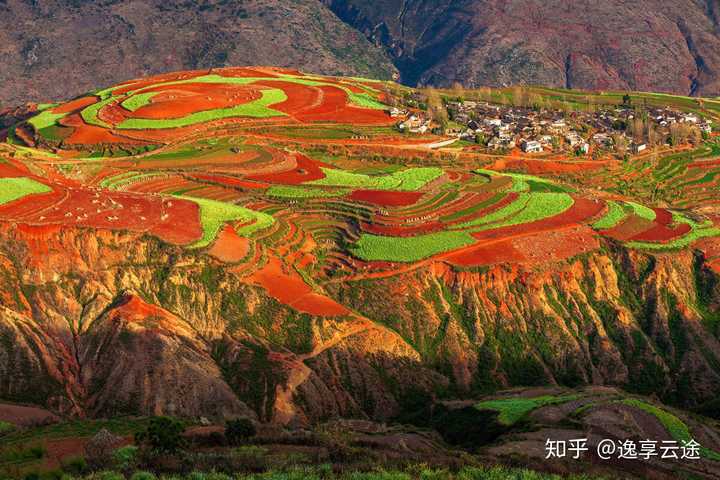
[3,66,720,314]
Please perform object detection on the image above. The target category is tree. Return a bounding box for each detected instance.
[451,81,465,101]
[622,93,632,106]
[225,418,257,446]
[134,417,185,454]
[612,134,628,158]
[425,88,448,132]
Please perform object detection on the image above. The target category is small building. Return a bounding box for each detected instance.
[631,143,647,154]
[521,140,543,153]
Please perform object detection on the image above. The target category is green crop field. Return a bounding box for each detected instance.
[179,196,275,248]
[0,177,52,205]
[267,185,346,199]
[476,395,580,426]
[118,89,287,129]
[621,399,720,461]
[350,230,476,262]
[309,167,443,191]
[121,91,160,112]
[477,169,572,193]
[627,201,657,221]
[592,201,627,230]
[80,96,115,128]
[27,109,66,132]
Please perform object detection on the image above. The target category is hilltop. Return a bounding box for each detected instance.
[1,67,720,477]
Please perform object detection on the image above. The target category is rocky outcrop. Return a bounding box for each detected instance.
[0,222,719,425]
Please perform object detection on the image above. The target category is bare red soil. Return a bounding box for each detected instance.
[0,402,58,427]
[349,190,424,207]
[249,255,349,316]
[208,225,250,263]
[0,184,203,245]
[630,222,692,242]
[601,215,656,241]
[129,84,262,119]
[51,96,98,114]
[247,154,330,185]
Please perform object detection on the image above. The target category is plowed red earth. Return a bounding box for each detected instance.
[247,154,331,184]
[51,96,97,114]
[291,86,391,125]
[0,160,32,177]
[349,190,424,207]
[630,222,692,242]
[0,185,202,245]
[129,84,262,119]
[208,225,250,262]
[249,255,349,316]
[601,216,655,241]
[60,113,147,145]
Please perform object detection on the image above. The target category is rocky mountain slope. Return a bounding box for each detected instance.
[6,0,720,106]
[0,0,396,106]
[1,221,719,425]
[324,0,720,95]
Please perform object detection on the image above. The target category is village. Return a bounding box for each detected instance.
[392,94,712,158]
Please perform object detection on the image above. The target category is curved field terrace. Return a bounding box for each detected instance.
[2,67,720,316]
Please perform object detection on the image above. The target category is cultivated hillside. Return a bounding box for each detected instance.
[2,67,720,477]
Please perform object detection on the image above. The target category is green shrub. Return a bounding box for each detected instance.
[61,455,88,475]
[0,420,14,436]
[129,472,156,480]
[225,418,256,446]
[134,417,185,454]
[113,445,138,470]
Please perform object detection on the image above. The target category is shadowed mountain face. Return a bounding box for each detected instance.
[323,0,720,95]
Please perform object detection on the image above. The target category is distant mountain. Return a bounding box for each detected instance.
[323,0,720,95]
[0,0,396,106]
[4,0,720,105]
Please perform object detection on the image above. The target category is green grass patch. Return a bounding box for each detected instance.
[0,177,52,205]
[626,201,657,221]
[266,185,346,199]
[121,92,160,112]
[117,89,287,129]
[454,193,574,232]
[27,109,67,133]
[350,230,476,262]
[309,167,442,191]
[476,394,580,426]
[622,398,720,461]
[80,96,115,128]
[592,201,627,230]
[179,196,275,248]
[348,92,389,110]
[0,421,14,436]
[477,169,572,193]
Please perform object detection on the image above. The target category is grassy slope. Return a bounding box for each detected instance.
[0,178,52,204]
